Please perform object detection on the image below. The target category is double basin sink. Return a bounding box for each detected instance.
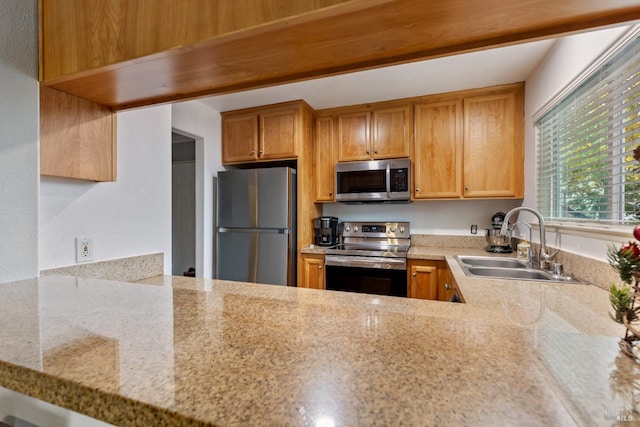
[455,255,584,284]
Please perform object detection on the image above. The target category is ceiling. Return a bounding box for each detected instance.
[197,38,556,113]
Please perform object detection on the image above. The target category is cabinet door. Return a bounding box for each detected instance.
[222,113,258,163]
[408,263,438,300]
[314,116,335,201]
[463,88,523,198]
[260,106,298,160]
[438,267,458,302]
[372,105,411,159]
[414,99,462,199]
[301,255,325,289]
[337,111,370,161]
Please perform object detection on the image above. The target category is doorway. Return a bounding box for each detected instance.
[172,132,196,276]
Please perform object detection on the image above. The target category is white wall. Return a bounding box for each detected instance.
[0,0,39,283]
[39,106,172,273]
[323,199,522,234]
[172,100,223,279]
[524,25,632,261]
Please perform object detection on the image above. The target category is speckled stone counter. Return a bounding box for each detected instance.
[300,245,327,255]
[0,264,636,426]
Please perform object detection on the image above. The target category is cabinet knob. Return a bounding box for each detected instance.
[318,265,323,269]
[412,273,416,277]
[366,150,370,155]
[251,149,256,155]
[444,283,452,290]
[259,149,263,154]
[465,186,470,191]
[329,191,333,196]
[416,187,420,192]
[374,149,377,154]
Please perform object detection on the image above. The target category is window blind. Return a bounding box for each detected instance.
[536,34,640,224]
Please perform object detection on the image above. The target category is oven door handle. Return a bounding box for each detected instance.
[325,256,406,270]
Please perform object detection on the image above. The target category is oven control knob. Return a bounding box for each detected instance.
[399,225,405,233]
[345,225,352,232]
[390,225,397,233]
[353,226,359,232]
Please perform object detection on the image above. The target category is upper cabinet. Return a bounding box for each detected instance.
[336,104,411,162]
[40,87,117,182]
[222,102,310,164]
[414,97,463,199]
[314,115,336,202]
[413,83,524,200]
[222,113,259,163]
[463,85,524,198]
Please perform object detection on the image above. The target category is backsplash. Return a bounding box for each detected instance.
[40,253,163,282]
[411,234,486,248]
[529,243,617,292]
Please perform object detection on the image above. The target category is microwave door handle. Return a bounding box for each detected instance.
[386,163,391,198]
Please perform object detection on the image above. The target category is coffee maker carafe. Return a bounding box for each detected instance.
[313,216,339,246]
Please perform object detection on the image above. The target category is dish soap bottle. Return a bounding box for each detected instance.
[517,238,531,261]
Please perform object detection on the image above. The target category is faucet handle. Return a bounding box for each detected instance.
[540,249,560,270]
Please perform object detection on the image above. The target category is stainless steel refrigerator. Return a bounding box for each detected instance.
[216,167,297,286]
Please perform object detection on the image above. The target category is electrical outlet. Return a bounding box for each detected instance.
[76,237,94,263]
[470,224,478,234]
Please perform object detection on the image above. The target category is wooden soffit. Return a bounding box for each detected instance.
[41,0,640,110]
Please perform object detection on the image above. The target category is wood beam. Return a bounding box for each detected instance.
[42,0,640,109]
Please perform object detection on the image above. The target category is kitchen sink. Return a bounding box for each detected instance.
[455,256,529,269]
[454,256,585,284]
[466,266,551,280]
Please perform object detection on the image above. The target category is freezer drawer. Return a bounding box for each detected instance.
[216,229,292,286]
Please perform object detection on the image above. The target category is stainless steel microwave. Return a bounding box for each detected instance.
[335,159,411,202]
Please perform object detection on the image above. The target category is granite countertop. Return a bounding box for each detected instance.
[0,246,636,426]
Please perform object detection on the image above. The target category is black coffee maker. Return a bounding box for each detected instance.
[313,216,339,246]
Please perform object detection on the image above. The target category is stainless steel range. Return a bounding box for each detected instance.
[325,221,410,297]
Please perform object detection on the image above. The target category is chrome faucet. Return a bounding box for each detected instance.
[500,207,559,270]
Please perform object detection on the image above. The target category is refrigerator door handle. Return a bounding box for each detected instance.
[217,227,290,234]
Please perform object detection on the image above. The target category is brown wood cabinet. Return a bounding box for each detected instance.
[222,102,303,164]
[407,261,438,300]
[336,104,411,162]
[314,116,336,202]
[463,85,524,198]
[40,87,117,182]
[413,83,524,200]
[407,259,462,301]
[300,254,326,289]
[438,266,461,302]
[414,98,462,199]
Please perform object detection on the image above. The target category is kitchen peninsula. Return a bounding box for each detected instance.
[0,247,633,427]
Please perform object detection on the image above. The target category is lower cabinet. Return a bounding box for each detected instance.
[407,259,461,301]
[407,261,439,300]
[300,254,325,289]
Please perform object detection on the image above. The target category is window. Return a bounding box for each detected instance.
[536,33,640,224]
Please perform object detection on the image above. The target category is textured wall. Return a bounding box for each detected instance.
[172,100,223,279]
[0,0,39,283]
[39,106,173,273]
